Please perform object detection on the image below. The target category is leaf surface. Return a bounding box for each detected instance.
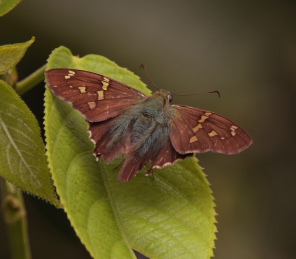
[0,80,59,206]
[0,0,22,16]
[0,37,35,74]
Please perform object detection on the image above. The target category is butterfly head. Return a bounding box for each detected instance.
[154,89,173,104]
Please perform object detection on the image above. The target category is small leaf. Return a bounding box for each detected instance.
[0,80,60,206]
[0,37,35,74]
[45,46,216,258]
[0,0,22,16]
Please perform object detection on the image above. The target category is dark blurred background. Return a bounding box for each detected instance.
[1,1,296,258]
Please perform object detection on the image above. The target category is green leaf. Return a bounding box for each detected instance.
[0,0,21,16]
[0,37,35,74]
[0,80,60,206]
[45,46,216,259]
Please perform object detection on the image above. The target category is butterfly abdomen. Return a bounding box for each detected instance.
[115,97,173,181]
[119,123,171,182]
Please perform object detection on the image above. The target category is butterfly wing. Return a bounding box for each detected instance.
[170,105,253,155]
[118,124,192,182]
[46,69,146,122]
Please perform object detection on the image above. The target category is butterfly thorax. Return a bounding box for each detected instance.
[101,88,173,164]
[138,89,172,122]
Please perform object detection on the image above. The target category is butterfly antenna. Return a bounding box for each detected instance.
[172,90,221,98]
[140,64,160,90]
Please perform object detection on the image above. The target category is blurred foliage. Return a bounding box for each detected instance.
[0,0,21,16]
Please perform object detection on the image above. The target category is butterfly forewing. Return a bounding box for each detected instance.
[170,105,253,155]
[46,69,146,122]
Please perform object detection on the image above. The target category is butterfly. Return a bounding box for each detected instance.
[46,68,253,182]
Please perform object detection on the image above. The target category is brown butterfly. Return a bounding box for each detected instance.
[46,69,252,182]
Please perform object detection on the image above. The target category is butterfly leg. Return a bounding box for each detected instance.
[145,166,155,180]
[113,157,125,171]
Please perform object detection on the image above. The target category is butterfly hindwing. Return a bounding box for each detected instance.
[88,118,127,163]
[170,105,253,155]
[152,138,192,168]
[118,124,192,182]
[46,69,146,122]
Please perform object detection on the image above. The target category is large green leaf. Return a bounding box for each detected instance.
[0,37,35,74]
[0,80,59,206]
[45,46,216,259]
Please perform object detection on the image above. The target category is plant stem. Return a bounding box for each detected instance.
[14,64,47,95]
[0,178,32,259]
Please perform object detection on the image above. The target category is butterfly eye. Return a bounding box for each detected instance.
[142,111,153,118]
[168,94,173,103]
